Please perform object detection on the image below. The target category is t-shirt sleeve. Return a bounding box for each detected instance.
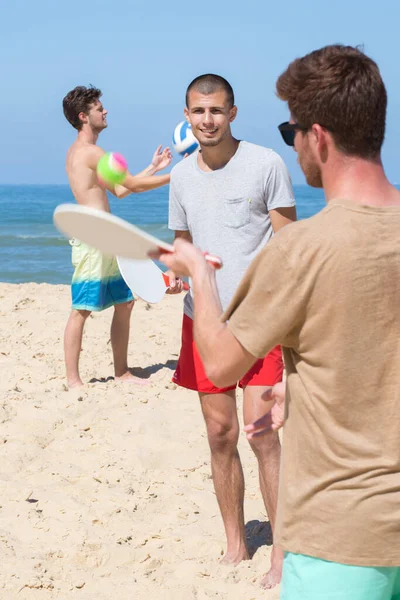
[168,174,188,231]
[264,151,296,211]
[221,233,305,357]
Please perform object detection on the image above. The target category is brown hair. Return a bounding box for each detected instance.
[276,45,387,159]
[62,85,102,130]
[186,74,235,108]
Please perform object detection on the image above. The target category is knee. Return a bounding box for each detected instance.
[247,430,280,458]
[206,419,239,454]
[72,309,91,321]
[115,300,135,314]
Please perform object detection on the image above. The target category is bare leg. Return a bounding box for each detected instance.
[200,390,249,566]
[64,309,91,388]
[243,385,283,589]
[111,301,147,386]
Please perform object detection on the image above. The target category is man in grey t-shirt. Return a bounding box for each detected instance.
[168,74,296,589]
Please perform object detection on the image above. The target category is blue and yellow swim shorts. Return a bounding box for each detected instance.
[70,239,134,312]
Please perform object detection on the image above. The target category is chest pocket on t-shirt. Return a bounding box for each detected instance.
[223,197,251,228]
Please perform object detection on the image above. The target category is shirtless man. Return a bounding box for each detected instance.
[62,85,172,388]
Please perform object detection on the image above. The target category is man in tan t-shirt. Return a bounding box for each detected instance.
[153,45,400,599]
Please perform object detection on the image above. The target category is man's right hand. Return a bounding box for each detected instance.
[165,270,185,294]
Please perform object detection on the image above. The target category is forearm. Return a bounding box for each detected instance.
[114,173,170,198]
[191,264,225,367]
[135,163,158,177]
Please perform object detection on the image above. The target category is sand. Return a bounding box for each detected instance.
[0,283,280,599]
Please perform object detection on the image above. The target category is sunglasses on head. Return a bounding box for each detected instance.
[278,121,308,147]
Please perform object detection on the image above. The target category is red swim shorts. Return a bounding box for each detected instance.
[172,314,283,394]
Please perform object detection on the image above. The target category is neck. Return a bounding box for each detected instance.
[77,126,99,145]
[322,155,399,207]
[198,136,239,171]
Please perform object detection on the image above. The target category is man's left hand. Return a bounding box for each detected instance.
[151,145,172,172]
[244,382,286,438]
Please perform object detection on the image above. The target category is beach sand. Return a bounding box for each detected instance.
[0,283,280,599]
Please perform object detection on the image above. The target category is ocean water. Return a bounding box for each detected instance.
[0,184,327,284]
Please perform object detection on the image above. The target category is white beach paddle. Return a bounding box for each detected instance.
[117,255,190,304]
[53,203,222,292]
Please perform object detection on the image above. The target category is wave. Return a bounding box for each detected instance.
[0,235,68,248]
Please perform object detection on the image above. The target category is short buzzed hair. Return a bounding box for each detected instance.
[186,74,235,108]
[63,85,102,130]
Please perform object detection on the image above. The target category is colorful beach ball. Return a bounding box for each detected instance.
[172,121,199,156]
[97,152,128,186]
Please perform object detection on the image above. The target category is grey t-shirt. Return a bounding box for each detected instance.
[168,141,295,318]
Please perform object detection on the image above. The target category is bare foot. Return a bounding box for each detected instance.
[260,566,281,589]
[115,372,149,386]
[220,545,249,567]
[68,379,84,389]
[260,545,283,589]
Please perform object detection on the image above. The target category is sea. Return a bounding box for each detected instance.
[0,184,329,284]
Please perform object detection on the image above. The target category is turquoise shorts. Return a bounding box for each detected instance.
[70,240,133,311]
[281,553,400,600]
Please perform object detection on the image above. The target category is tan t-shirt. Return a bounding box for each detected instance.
[223,199,400,566]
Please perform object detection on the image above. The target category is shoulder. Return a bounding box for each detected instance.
[171,151,198,180]
[239,142,288,171]
[78,144,105,171]
[66,142,104,172]
[239,141,280,160]
[72,142,104,164]
[268,205,340,265]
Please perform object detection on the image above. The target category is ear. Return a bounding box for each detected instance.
[311,124,330,163]
[311,124,326,149]
[229,105,238,123]
[78,111,88,126]
[184,107,190,123]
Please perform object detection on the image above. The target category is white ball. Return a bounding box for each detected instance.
[172,121,199,156]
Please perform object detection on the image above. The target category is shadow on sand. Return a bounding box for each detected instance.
[88,358,178,384]
[245,519,273,558]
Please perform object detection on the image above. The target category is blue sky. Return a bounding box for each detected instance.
[1,0,399,185]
